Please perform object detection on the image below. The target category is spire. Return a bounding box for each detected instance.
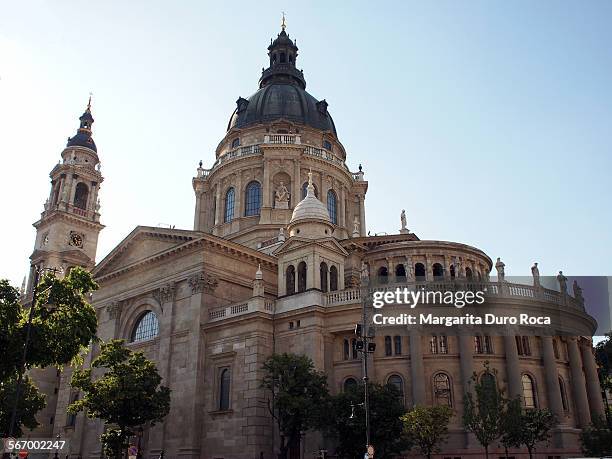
[66,96,97,152]
[281,12,286,31]
[259,18,305,89]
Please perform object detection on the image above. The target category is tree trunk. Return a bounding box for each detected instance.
[485,444,489,459]
[504,444,509,459]
[527,446,533,459]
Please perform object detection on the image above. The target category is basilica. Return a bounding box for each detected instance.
[26,24,604,459]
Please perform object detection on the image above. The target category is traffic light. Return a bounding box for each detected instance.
[355,340,365,351]
[367,342,376,352]
[354,324,362,336]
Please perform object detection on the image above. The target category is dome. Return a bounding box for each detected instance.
[227,83,337,135]
[67,99,97,152]
[290,174,331,224]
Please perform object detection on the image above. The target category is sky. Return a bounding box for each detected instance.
[1,0,611,289]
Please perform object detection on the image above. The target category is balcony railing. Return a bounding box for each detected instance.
[265,134,300,144]
[208,297,275,323]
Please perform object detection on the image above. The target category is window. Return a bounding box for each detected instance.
[231,138,240,148]
[432,263,444,279]
[244,181,262,216]
[329,266,338,292]
[219,368,231,410]
[301,182,318,198]
[297,261,307,293]
[344,377,358,392]
[131,311,159,343]
[395,264,406,282]
[484,335,493,354]
[475,335,492,354]
[67,394,78,426]
[415,263,426,280]
[74,182,89,210]
[481,371,497,388]
[474,336,483,354]
[559,377,568,411]
[522,374,536,408]
[434,373,452,407]
[465,267,473,279]
[320,262,328,293]
[450,265,456,278]
[327,190,338,224]
[289,321,294,330]
[439,335,448,354]
[323,140,332,150]
[343,339,350,360]
[384,336,392,356]
[224,188,235,223]
[377,267,389,284]
[430,335,438,354]
[394,336,402,355]
[517,336,531,356]
[286,265,295,295]
[387,375,404,401]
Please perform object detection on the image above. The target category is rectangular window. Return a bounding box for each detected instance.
[394,336,402,355]
[385,336,392,356]
[439,335,448,354]
[430,336,438,354]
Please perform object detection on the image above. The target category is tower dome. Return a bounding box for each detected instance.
[227,25,337,135]
[288,171,334,237]
[66,96,97,152]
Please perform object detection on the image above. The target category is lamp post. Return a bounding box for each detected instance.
[136,426,143,459]
[8,265,61,438]
[355,262,376,457]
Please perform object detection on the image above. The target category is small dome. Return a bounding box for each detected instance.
[290,173,331,224]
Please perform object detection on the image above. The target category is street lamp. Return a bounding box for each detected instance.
[8,265,62,438]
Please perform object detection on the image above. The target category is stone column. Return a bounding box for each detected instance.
[459,335,474,392]
[582,341,605,418]
[568,337,591,426]
[386,258,394,282]
[193,191,203,230]
[293,160,301,206]
[504,335,522,399]
[235,172,243,217]
[410,334,425,405]
[359,195,366,236]
[541,336,564,420]
[214,187,221,225]
[262,158,271,208]
[339,185,346,227]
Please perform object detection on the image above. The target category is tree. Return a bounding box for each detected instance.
[595,332,612,427]
[401,405,453,459]
[463,363,505,459]
[580,415,612,457]
[0,269,98,435]
[0,374,45,436]
[516,408,556,459]
[261,353,329,459]
[322,382,409,459]
[499,397,522,458]
[69,340,171,459]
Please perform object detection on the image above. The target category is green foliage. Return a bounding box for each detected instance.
[322,382,409,459]
[580,415,612,457]
[462,362,505,459]
[401,404,453,459]
[0,268,98,381]
[261,353,329,458]
[499,397,523,452]
[0,374,45,436]
[101,427,124,459]
[517,408,556,458]
[69,339,170,458]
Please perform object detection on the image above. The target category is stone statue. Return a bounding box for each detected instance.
[360,261,370,282]
[531,262,540,287]
[61,183,70,202]
[573,280,584,304]
[95,198,101,213]
[352,216,360,237]
[44,199,50,211]
[274,181,290,209]
[455,257,463,277]
[400,210,407,229]
[495,257,505,282]
[278,227,286,242]
[557,271,568,294]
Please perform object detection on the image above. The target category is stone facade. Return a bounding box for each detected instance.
[26,26,605,459]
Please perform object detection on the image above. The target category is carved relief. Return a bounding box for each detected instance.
[155,283,176,303]
[189,272,219,294]
[106,301,123,320]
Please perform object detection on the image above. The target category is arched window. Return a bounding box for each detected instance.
[297,261,307,293]
[219,368,231,410]
[286,265,295,295]
[465,267,473,279]
[74,183,89,210]
[131,311,159,343]
[320,262,328,293]
[415,263,426,280]
[343,339,350,360]
[224,187,235,223]
[450,265,456,278]
[344,377,358,392]
[394,336,402,355]
[433,373,452,407]
[387,375,404,401]
[244,181,262,216]
[558,377,568,411]
[280,52,286,63]
[377,267,388,284]
[522,374,537,408]
[231,138,240,148]
[327,190,338,224]
[481,371,497,388]
[432,263,444,279]
[301,182,318,198]
[384,336,392,356]
[329,266,338,291]
[395,264,406,282]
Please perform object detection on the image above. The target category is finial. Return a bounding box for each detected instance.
[255,263,263,280]
[87,92,93,111]
[308,168,313,186]
[358,164,363,172]
[198,160,203,168]
[281,12,286,31]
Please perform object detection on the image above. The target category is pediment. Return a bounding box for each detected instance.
[93,226,201,278]
[273,236,348,257]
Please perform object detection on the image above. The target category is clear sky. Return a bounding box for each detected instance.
[1,0,611,288]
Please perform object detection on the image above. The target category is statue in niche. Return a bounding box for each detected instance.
[275,181,290,209]
[352,216,360,237]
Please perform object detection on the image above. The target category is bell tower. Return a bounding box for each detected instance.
[27,97,104,294]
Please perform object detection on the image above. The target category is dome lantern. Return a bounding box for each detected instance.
[66,95,97,152]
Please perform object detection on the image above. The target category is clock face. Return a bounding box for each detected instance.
[69,231,84,248]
